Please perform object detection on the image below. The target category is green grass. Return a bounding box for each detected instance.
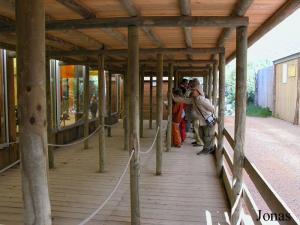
[246,103,272,117]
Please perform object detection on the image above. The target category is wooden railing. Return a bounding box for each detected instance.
[215,128,300,225]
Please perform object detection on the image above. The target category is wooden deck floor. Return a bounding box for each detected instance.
[0,122,229,225]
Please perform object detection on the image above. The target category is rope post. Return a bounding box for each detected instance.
[128,25,141,225]
[217,51,225,176]
[166,63,173,152]
[16,0,52,223]
[46,58,54,169]
[98,54,106,173]
[149,73,153,129]
[231,25,247,225]
[139,67,144,138]
[107,71,112,137]
[212,62,218,108]
[124,67,130,151]
[208,66,213,101]
[84,65,90,149]
[156,53,163,175]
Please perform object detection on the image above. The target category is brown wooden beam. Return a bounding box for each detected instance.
[56,0,128,47]
[0,16,249,32]
[56,0,96,19]
[120,0,164,48]
[179,0,193,59]
[48,47,224,57]
[227,0,300,63]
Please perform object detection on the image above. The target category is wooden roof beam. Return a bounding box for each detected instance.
[56,0,128,47]
[48,47,224,57]
[0,16,249,32]
[227,0,300,63]
[179,0,193,60]
[120,0,164,48]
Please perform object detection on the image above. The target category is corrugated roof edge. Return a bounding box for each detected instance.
[273,52,300,64]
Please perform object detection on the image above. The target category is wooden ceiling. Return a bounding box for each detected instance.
[0,0,299,71]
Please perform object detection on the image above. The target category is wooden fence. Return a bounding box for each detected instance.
[216,128,300,225]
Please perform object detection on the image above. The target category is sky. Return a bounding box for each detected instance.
[248,8,300,62]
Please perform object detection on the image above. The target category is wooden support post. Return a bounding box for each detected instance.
[128,25,140,225]
[139,68,144,138]
[231,26,247,225]
[217,51,225,176]
[46,58,54,169]
[166,63,173,152]
[75,68,80,121]
[16,0,52,223]
[212,63,218,108]
[7,54,18,163]
[149,73,153,129]
[156,53,163,175]
[203,76,207,95]
[98,54,105,172]
[83,65,90,149]
[294,58,300,125]
[107,71,112,137]
[208,67,213,101]
[174,70,179,89]
[124,68,130,151]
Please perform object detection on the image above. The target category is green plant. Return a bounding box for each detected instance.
[246,103,272,117]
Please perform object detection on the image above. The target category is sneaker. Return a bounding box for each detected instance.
[191,141,197,145]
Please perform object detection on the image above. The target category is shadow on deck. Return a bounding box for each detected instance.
[0,122,229,225]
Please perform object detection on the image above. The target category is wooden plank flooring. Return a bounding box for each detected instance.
[0,122,229,225]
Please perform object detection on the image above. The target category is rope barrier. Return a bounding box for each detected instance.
[78,150,135,225]
[0,159,20,174]
[48,124,114,147]
[140,126,160,155]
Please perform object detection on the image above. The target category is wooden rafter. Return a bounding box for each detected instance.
[120,0,164,48]
[179,0,192,48]
[56,0,128,47]
[0,16,249,33]
[227,0,300,63]
[48,47,224,57]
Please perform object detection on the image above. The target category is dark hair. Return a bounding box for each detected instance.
[181,78,188,84]
[173,88,183,96]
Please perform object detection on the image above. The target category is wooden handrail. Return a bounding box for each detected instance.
[243,185,263,225]
[223,128,235,149]
[244,158,300,225]
[223,146,233,171]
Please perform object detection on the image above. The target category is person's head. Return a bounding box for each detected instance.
[190,78,200,89]
[180,79,188,87]
[173,88,183,97]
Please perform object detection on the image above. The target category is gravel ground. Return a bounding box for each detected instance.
[225,116,300,219]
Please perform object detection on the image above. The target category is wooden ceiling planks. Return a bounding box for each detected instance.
[0,0,297,65]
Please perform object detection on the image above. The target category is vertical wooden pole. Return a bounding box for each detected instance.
[128,25,140,225]
[166,63,173,152]
[156,53,163,175]
[212,63,218,108]
[208,67,213,101]
[7,54,18,162]
[149,73,153,129]
[174,70,178,89]
[84,66,90,149]
[203,76,207,96]
[98,55,105,172]
[294,58,300,125]
[46,58,54,169]
[75,68,80,121]
[107,71,112,137]
[139,68,144,138]
[217,52,225,176]
[231,26,247,225]
[16,0,52,223]
[124,68,130,151]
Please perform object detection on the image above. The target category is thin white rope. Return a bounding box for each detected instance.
[48,123,114,147]
[0,140,19,148]
[140,126,160,155]
[78,150,135,225]
[0,159,20,174]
